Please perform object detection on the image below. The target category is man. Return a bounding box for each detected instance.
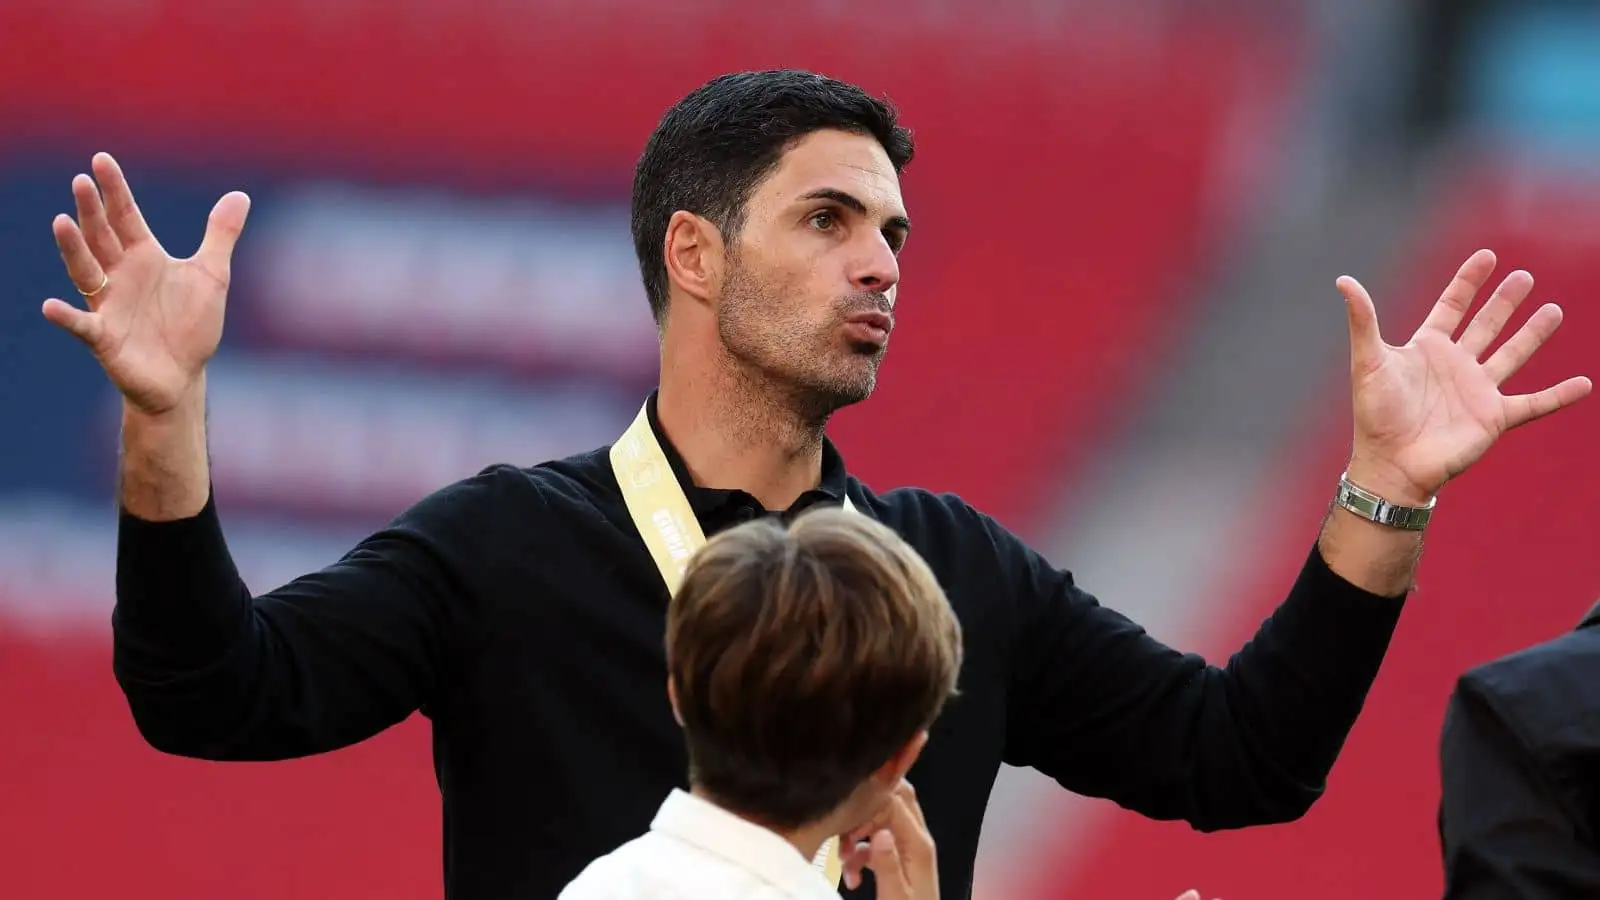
[1438,599,1600,899]
[559,508,958,900]
[40,69,1589,899]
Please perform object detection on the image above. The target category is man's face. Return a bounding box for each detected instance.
[717,129,909,416]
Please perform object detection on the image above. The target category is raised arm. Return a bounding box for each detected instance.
[1000,250,1588,827]
[43,153,496,760]
[110,470,504,760]
[44,152,239,522]
[996,512,1400,828]
[1320,249,1587,597]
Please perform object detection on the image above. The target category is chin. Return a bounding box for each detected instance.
[771,367,873,422]
[749,348,882,418]
[807,370,877,412]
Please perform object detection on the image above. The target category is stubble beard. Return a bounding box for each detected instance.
[717,265,884,427]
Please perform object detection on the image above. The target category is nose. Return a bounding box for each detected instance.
[848,233,900,296]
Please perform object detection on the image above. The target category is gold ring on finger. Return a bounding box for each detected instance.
[78,273,109,299]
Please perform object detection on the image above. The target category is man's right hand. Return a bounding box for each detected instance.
[858,780,937,900]
[42,152,250,416]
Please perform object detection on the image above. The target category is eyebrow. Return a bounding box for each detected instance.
[797,187,912,234]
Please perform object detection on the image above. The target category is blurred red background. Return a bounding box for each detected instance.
[2,3,1594,899]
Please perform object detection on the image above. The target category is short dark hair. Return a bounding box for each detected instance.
[630,69,916,326]
[665,507,961,831]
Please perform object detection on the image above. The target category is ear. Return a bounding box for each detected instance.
[666,676,685,728]
[662,210,724,309]
[872,729,929,788]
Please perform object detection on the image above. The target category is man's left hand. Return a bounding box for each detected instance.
[1338,248,1591,505]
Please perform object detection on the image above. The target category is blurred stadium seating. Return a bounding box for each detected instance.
[2,2,1594,899]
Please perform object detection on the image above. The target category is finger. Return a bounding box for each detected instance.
[1458,269,1533,357]
[845,780,925,848]
[893,780,928,831]
[841,837,872,866]
[846,784,909,844]
[1502,375,1592,432]
[1483,302,1562,385]
[865,829,903,884]
[1175,892,1201,900]
[71,172,123,266]
[91,152,155,247]
[840,839,871,891]
[1336,275,1385,374]
[52,214,109,306]
[41,298,104,348]
[884,793,921,838]
[194,191,252,277]
[880,792,934,864]
[847,810,890,846]
[1419,248,1497,336]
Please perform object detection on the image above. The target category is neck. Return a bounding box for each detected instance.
[656,347,828,512]
[777,820,844,867]
[689,786,850,867]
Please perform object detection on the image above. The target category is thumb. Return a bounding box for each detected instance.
[1175,891,1201,900]
[1336,274,1385,374]
[41,299,103,348]
[866,830,907,898]
[195,191,252,272]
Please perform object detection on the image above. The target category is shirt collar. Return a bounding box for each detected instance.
[1579,598,1600,631]
[650,789,839,900]
[642,390,852,525]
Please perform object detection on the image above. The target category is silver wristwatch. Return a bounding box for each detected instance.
[1333,471,1435,531]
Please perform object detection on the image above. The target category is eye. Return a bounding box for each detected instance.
[808,210,837,231]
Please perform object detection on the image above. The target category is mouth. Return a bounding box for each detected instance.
[842,311,893,347]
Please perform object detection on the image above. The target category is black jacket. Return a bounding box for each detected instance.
[1440,599,1600,899]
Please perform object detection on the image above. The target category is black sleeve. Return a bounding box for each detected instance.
[110,465,513,761]
[991,509,1404,830]
[1439,675,1600,900]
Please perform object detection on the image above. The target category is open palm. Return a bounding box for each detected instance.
[41,152,251,415]
[1339,249,1591,503]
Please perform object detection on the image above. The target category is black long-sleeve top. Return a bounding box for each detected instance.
[112,395,1405,899]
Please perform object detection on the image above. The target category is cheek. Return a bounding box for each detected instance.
[764,269,827,326]
[724,249,833,334]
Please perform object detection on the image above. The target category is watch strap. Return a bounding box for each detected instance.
[1334,471,1435,531]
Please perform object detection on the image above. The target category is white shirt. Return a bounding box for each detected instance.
[558,789,840,900]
